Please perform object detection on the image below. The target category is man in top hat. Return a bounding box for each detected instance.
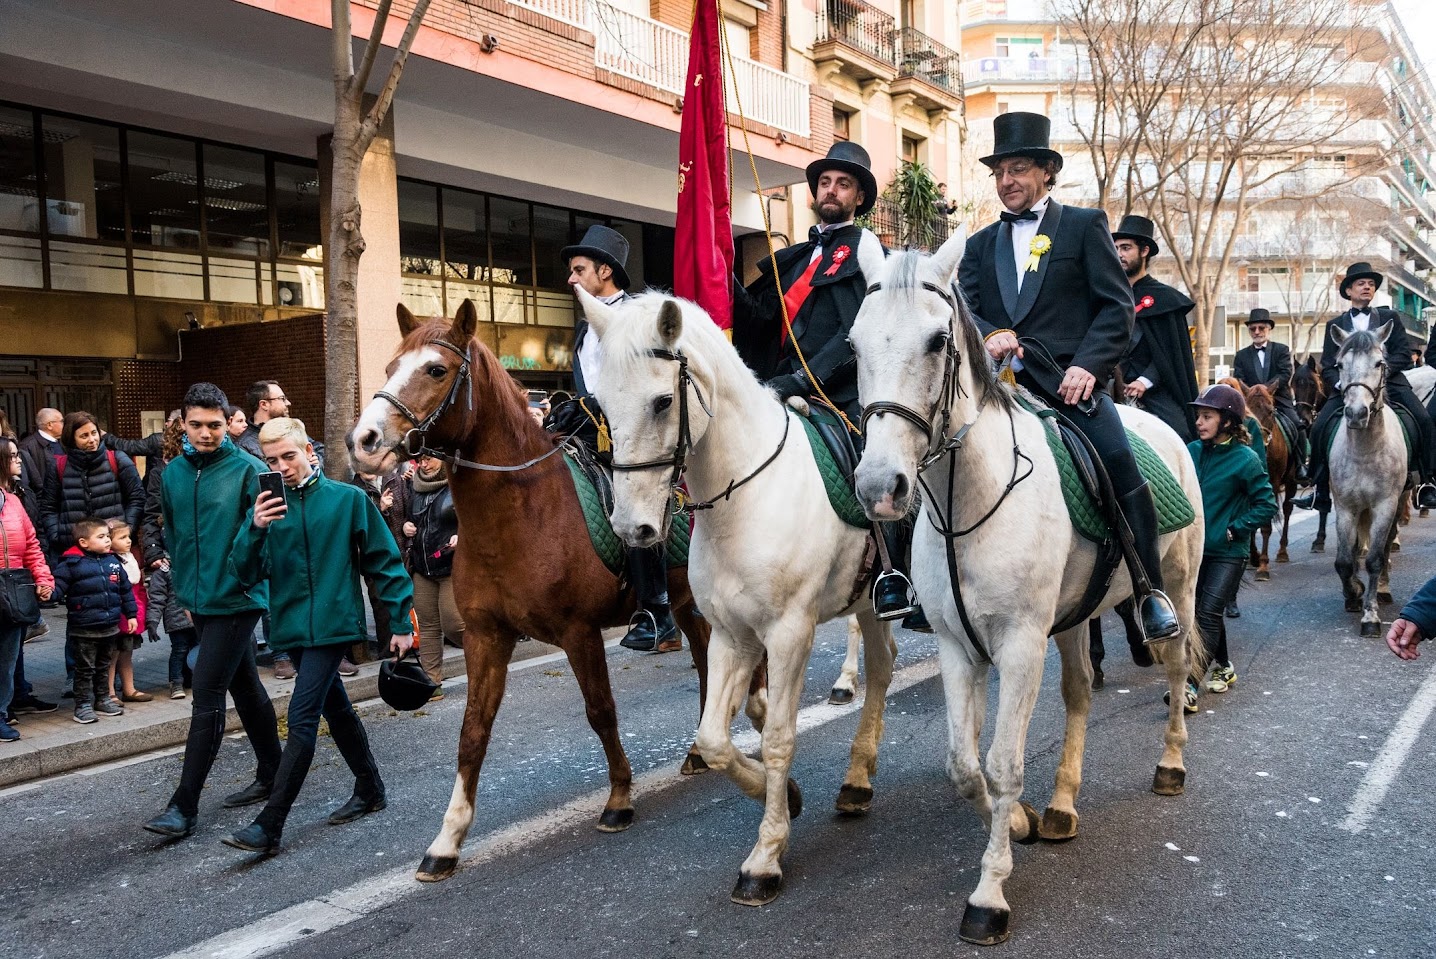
[958,112,1179,643]
[555,225,680,653]
[1296,261,1436,511]
[732,142,921,624]
[1233,308,1308,480]
[1113,214,1198,442]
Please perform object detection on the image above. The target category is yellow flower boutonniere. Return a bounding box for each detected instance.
[1026,234,1052,273]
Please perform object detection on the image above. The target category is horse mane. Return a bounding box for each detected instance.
[602,291,761,400]
[885,250,1015,413]
[1245,383,1276,422]
[1336,328,1383,362]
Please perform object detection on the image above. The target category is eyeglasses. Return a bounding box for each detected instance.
[990,160,1037,178]
[266,394,288,403]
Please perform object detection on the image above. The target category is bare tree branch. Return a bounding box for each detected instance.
[361,0,433,149]
[331,0,354,98]
[352,0,397,98]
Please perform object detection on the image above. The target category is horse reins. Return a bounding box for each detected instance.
[374,337,572,473]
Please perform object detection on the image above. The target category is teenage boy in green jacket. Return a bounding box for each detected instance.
[144,384,285,839]
[221,417,415,855]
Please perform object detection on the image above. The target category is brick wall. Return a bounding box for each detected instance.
[752,1,782,65]
[113,361,186,439]
[177,315,329,440]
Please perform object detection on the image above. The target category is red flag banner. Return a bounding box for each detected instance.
[673,0,734,331]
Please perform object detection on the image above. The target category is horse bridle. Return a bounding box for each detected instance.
[373,337,569,473]
[1341,359,1388,418]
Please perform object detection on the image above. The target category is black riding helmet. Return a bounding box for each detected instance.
[379,651,439,710]
[1189,384,1247,427]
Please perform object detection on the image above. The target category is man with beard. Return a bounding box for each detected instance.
[732,142,921,624]
[1233,308,1308,481]
[1113,215,1198,442]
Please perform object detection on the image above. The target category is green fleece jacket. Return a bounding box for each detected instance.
[161,437,268,615]
[229,473,414,651]
[1187,438,1278,558]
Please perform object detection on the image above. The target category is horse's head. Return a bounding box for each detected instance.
[578,288,719,549]
[1245,383,1275,422]
[350,300,481,474]
[1332,321,1393,430]
[1292,355,1324,427]
[849,227,977,520]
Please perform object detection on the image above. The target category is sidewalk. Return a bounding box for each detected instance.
[0,606,552,789]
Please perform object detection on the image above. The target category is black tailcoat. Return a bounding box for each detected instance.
[1233,340,1296,415]
[732,224,869,419]
[958,199,1134,390]
[1319,306,1413,395]
[1124,275,1197,441]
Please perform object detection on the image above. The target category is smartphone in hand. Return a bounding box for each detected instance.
[257,471,287,512]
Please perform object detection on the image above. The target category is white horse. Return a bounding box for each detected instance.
[848,231,1205,946]
[1406,363,1436,408]
[576,287,896,907]
[1329,324,1409,636]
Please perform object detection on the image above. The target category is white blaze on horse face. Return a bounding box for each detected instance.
[351,345,445,471]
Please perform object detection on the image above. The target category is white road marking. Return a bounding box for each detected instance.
[1338,659,1436,834]
[154,655,942,959]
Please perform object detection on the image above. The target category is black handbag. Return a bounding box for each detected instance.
[0,491,42,627]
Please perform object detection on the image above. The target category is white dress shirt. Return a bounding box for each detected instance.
[1350,308,1372,331]
[810,220,855,264]
[577,290,627,387]
[1009,196,1051,293]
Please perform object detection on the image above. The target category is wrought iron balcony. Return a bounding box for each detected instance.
[814,0,897,81]
[892,28,964,111]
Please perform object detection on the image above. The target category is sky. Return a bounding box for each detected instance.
[1392,0,1436,71]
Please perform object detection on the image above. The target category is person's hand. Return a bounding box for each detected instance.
[1387,618,1424,660]
[1124,380,1148,399]
[767,373,807,401]
[308,451,320,468]
[445,534,458,550]
[985,331,1022,362]
[390,632,416,657]
[252,490,288,529]
[402,521,418,537]
[36,584,52,601]
[125,617,138,634]
[1059,366,1098,405]
[380,489,395,512]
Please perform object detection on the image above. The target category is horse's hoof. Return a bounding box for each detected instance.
[596,807,635,833]
[1277,552,1290,564]
[787,778,804,819]
[1091,668,1104,691]
[828,687,855,706]
[1422,509,1430,518]
[959,903,1012,946]
[1255,569,1270,582]
[1360,621,1383,638]
[415,854,458,882]
[1378,591,1394,605]
[731,871,783,906]
[681,752,710,776]
[1152,765,1186,796]
[1391,541,1402,552]
[1013,800,1041,845]
[1039,807,1079,842]
[1312,541,1325,553]
[1345,598,1363,613]
[835,784,874,816]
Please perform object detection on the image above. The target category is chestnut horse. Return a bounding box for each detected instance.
[349,300,763,883]
[1244,384,1298,579]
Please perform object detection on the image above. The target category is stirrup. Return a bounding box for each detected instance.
[619,609,659,651]
[1138,589,1181,645]
[872,570,917,622]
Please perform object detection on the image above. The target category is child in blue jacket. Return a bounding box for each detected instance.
[52,517,138,724]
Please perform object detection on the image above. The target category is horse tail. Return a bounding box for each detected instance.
[1183,617,1210,679]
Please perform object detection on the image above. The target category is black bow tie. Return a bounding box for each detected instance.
[1000,209,1040,223]
[809,226,840,248]
[1255,346,1266,352]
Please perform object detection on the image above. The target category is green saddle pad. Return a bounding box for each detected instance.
[797,407,869,529]
[1018,397,1196,545]
[564,451,690,576]
[1324,407,1414,469]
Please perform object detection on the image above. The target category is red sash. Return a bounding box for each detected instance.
[781,255,822,345]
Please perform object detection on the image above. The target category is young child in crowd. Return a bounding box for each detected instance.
[1176,384,1277,713]
[146,559,197,700]
[106,519,151,703]
[52,517,138,724]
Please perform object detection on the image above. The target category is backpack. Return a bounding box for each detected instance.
[55,450,118,483]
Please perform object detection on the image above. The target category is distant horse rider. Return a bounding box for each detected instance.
[1294,262,1436,512]
[1232,308,1309,482]
[731,141,924,628]
[551,224,679,654]
[958,112,1180,643]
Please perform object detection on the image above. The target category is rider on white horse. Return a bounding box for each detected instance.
[957,111,1180,643]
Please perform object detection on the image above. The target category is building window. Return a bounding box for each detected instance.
[202,145,270,305]
[724,18,751,59]
[995,36,1042,58]
[997,101,1010,115]
[902,134,921,164]
[833,107,851,142]
[398,180,443,318]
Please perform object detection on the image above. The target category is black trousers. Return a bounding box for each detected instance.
[1311,383,1435,476]
[169,611,283,817]
[256,644,381,833]
[1195,556,1245,667]
[627,545,670,611]
[1018,372,1144,496]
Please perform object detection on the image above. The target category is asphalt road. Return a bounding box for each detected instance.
[5,508,1436,959]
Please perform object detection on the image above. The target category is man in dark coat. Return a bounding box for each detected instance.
[1296,262,1436,511]
[731,142,920,624]
[1112,215,1198,442]
[958,111,1178,642]
[1232,309,1308,480]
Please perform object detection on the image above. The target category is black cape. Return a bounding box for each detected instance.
[1123,274,1197,441]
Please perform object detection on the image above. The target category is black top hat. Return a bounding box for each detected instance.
[1339,261,1383,300]
[980,112,1064,171]
[561,224,631,290]
[1246,308,1273,328]
[1111,214,1160,257]
[806,141,878,217]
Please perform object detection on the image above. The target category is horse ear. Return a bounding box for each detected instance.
[928,225,968,283]
[1374,320,1395,345]
[1330,325,1348,348]
[1306,355,1317,370]
[397,303,420,337]
[573,284,615,338]
[452,299,479,340]
[657,299,684,346]
[857,230,886,287]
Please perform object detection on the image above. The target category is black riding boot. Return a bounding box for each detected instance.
[620,546,677,653]
[1294,427,1312,484]
[873,518,921,623]
[1115,598,1154,666]
[1087,619,1105,689]
[1116,483,1180,643]
[1294,465,1330,512]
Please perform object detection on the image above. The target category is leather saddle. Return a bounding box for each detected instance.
[566,436,616,518]
[805,397,861,483]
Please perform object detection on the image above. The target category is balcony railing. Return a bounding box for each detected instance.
[963,55,1084,86]
[510,0,811,136]
[895,28,963,98]
[860,196,958,251]
[815,0,896,66]
[1387,216,1436,271]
